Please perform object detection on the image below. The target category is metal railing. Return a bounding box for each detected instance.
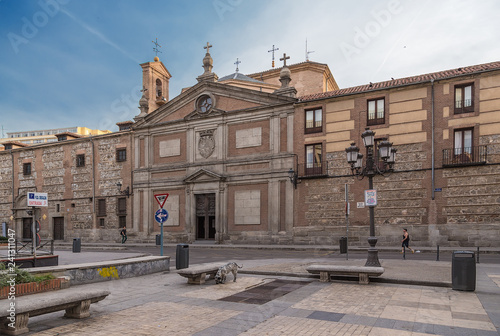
[442,145,487,166]
[297,161,328,177]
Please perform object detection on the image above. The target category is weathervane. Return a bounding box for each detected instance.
[306,39,314,61]
[152,38,162,56]
[234,58,241,72]
[268,44,279,68]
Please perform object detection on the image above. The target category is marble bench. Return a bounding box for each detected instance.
[177,263,224,285]
[306,265,384,284]
[0,288,110,335]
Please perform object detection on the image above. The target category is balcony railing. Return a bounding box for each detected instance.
[443,145,487,167]
[297,161,328,177]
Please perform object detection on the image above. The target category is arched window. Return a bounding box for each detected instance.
[156,79,162,97]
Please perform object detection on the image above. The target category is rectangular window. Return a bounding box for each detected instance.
[23,163,31,175]
[305,108,322,133]
[119,216,127,228]
[367,98,385,125]
[76,154,85,167]
[97,198,106,217]
[454,128,473,156]
[117,197,127,215]
[99,218,105,227]
[305,144,323,175]
[116,148,127,162]
[455,83,473,114]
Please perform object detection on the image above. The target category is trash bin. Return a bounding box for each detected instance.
[176,244,189,270]
[339,237,347,254]
[156,234,161,246]
[72,238,81,253]
[452,251,476,291]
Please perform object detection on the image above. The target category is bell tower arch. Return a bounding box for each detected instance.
[140,56,172,113]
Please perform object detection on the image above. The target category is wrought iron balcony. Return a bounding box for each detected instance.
[297,161,328,177]
[443,145,487,167]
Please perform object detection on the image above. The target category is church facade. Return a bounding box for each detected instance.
[1,47,499,247]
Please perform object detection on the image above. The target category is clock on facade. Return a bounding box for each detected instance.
[196,94,213,114]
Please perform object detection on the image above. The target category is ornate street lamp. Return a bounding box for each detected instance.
[345,128,396,267]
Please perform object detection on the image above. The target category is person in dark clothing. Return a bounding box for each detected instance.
[401,228,414,253]
[120,226,127,244]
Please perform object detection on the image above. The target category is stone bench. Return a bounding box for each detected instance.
[177,263,223,285]
[0,288,110,335]
[306,265,384,285]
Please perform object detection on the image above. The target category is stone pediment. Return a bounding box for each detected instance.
[184,169,225,183]
[133,81,296,129]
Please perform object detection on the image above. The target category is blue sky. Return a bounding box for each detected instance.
[1,0,499,135]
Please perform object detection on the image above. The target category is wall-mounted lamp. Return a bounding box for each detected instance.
[116,182,130,198]
[288,168,299,189]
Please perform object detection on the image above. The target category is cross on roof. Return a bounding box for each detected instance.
[140,86,148,93]
[234,58,241,72]
[204,42,212,53]
[152,38,162,56]
[280,53,290,67]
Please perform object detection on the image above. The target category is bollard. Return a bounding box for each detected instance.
[477,246,480,264]
[436,244,440,261]
[403,248,406,260]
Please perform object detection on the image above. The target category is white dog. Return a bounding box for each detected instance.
[214,262,243,284]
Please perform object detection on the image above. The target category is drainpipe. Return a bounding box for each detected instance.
[90,137,96,227]
[10,149,15,212]
[431,78,435,200]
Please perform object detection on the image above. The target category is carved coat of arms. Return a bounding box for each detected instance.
[198,130,215,158]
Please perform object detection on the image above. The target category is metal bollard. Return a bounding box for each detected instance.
[436,244,440,261]
[403,248,406,260]
[477,246,480,264]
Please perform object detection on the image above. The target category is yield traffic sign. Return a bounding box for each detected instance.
[154,193,169,208]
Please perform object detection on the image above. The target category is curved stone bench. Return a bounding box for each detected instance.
[177,263,224,285]
[0,288,110,335]
[306,265,384,284]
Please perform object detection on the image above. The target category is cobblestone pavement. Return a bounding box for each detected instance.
[22,256,500,336]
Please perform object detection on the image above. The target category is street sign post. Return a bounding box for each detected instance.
[27,192,48,259]
[155,208,169,256]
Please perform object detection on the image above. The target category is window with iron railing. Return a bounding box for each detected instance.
[454,83,474,114]
[443,145,487,166]
[367,98,385,125]
[305,108,323,133]
[303,144,326,176]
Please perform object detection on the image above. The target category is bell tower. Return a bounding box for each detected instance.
[140,56,172,113]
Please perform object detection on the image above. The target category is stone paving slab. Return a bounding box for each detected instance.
[12,254,499,336]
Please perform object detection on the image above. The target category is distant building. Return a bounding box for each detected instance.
[0,126,111,147]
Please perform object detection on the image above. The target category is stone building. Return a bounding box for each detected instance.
[0,46,498,247]
[294,61,500,247]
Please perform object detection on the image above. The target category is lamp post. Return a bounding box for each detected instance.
[345,128,396,267]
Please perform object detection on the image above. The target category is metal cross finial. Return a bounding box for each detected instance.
[268,44,279,68]
[204,42,212,53]
[140,86,148,93]
[152,38,162,56]
[280,53,290,67]
[306,39,315,61]
[234,58,241,72]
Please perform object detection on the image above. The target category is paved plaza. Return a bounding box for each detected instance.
[17,249,500,336]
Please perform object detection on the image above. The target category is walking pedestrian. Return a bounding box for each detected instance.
[401,228,414,253]
[120,226,127,244]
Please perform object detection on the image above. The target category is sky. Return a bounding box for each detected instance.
[0,0,499,135]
